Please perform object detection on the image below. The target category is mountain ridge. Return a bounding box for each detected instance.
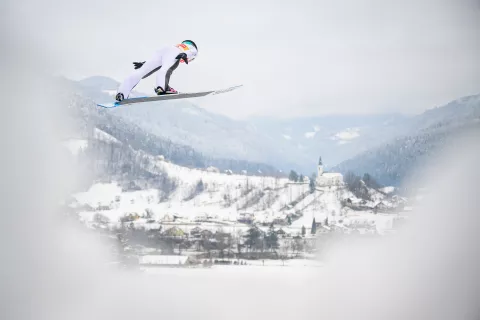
[333,94,480,185]
[74,75,480,183]
[74,76,412,173]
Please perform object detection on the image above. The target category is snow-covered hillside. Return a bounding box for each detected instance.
[73,76,480,184]
[75,76,411,173]
[60,81,280,176]
[69,141,403,235]
[334,94,480,185]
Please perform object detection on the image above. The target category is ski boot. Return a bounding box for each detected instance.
[155,86,178,95]
[115,93,124,102]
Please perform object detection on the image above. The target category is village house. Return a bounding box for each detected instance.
[237,212,254,224]
[162,226,185,238]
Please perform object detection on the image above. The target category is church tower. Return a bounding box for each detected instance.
[317,156,324,177]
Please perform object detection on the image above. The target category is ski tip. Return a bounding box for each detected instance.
[211,84,244,96]
[97,102,120,108]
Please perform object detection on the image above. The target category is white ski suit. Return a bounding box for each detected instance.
[117,42,198,98]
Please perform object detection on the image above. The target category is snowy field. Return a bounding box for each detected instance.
[140,261,323,277]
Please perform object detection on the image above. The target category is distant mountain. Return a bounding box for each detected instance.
[74,76,413,174]
[248,113,410,169]
[73,76,479,182]
[333,94,480,186]
[408,94,480,130]
[74,76,312,173]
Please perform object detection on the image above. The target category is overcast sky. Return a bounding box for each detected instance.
[10,0,480,119]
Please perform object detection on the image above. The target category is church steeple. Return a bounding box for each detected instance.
[317,156,324,177]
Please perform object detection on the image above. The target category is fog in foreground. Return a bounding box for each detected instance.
[1,8,479,320]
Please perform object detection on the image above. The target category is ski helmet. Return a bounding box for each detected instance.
[182,40,198,51]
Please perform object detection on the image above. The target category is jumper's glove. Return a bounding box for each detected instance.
[176,53,188,64]
[133,61,145,69]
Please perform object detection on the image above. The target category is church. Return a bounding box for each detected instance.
[316,157,343,187]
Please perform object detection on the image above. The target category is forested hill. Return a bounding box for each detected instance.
[333,94,480,186]
[58,78,281,182]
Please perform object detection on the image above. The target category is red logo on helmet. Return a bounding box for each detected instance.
[176,44,188,51]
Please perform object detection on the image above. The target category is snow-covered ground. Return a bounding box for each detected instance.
[63,129,120,157]
[93,128,121,144]
[140,262,323,277]
[380,186,395,194]
[140,259,323,274]
[71,151,400,234]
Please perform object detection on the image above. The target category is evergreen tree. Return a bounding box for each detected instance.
[363,173,381,189]
[324,217,329,226]
[244,227,262,251]
[265,224,279,251]
[299,174,304,183]
[311,218,317,235]
[292,238,304,254]
[344,171,370,200]
[301,225,306,237]
[344,171,361,190]
[309,174,316,193]
[287,215,292,225]
[196,179,205,193]
[289,170,299,182]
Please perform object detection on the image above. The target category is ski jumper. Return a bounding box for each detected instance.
[117,42,198,99]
